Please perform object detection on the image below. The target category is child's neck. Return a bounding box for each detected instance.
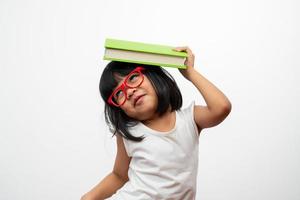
[142,107,176,132]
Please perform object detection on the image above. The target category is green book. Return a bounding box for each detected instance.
[103,38,188,69]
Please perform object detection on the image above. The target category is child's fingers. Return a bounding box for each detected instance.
[173,46,188,51]
[173,46,194,57]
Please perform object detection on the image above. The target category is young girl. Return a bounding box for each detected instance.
[81,47,231,200]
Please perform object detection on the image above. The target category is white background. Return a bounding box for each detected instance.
[0,0,299,199]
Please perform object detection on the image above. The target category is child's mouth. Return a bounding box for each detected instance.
[134,95,145,106]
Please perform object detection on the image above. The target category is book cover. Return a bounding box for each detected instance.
[103,38,187,69]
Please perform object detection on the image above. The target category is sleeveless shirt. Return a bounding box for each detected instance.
[108,102,200,200]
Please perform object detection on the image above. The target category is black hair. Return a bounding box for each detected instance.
[99,61,182,142]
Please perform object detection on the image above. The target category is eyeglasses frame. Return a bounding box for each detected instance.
[107,67,145,107]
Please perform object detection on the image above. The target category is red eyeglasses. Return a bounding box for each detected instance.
[108,67,145,107]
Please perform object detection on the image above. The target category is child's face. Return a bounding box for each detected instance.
[112,70,158,121]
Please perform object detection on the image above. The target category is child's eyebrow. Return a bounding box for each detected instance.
[113,72,124,81]
[112,72,126,88]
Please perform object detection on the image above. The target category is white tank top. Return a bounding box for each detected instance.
[108,102,200,200]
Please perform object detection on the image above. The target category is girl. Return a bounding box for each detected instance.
[81,47,232,200]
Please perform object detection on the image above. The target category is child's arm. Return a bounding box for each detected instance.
[81,172,128,200]
[81,134,131,200]
[173,47,232,131]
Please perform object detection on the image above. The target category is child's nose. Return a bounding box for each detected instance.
[127,88,137,99]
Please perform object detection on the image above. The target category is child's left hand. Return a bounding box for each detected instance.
[173,46,196,80]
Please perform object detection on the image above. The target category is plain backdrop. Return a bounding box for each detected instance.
[0,0,299,199]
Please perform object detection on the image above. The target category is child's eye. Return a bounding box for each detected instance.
[128,74,139,82]
[114,90,124,99]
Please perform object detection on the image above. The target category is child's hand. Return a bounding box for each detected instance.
[173,46,196,80]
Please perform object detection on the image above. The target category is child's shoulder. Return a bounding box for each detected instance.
[177,101,200,136]
[177,101,197,125]
[179,101,195,116]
